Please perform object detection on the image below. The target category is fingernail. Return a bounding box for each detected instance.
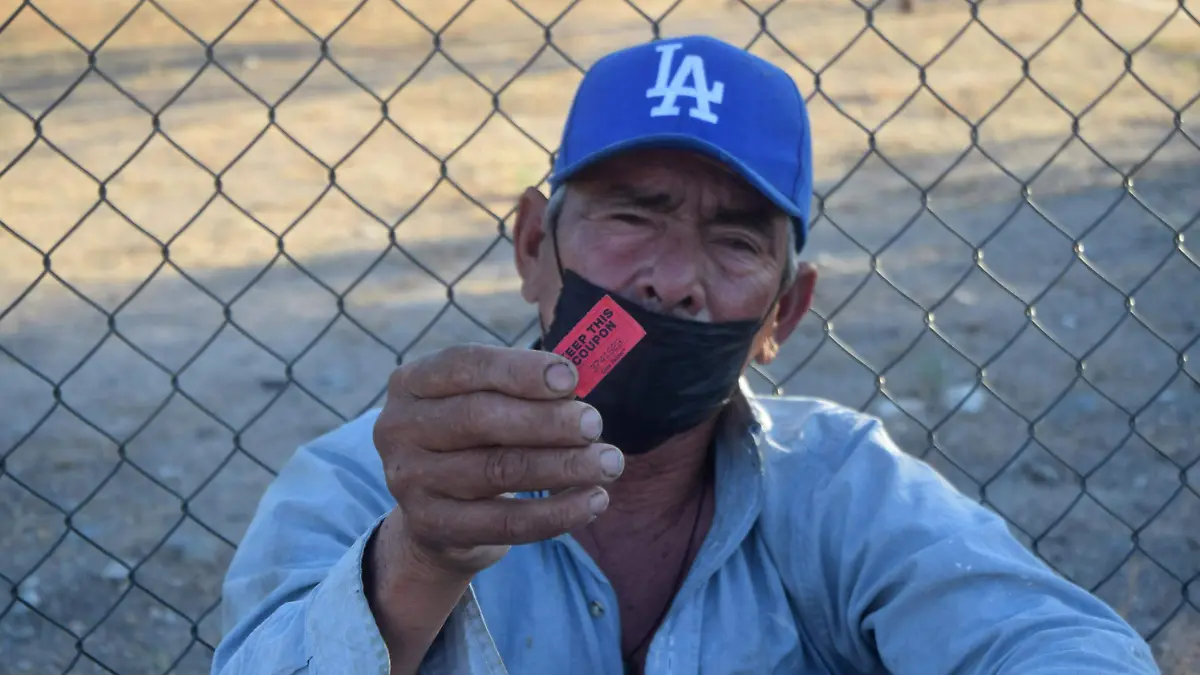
[589,490,609,515]
[599,448,624,478]
[580,407,602,440]
[545,363,575,393]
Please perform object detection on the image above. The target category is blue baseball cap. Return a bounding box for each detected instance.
[549,34,813,253]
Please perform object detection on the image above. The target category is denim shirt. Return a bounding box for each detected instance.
[211,384,1160,675]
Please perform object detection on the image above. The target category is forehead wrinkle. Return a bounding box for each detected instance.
[599,182,681,212]
[584,177,785,248]
[574,153,783,232]
[598,179,768,215]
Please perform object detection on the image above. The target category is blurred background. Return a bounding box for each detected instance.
[0,0,1198,673]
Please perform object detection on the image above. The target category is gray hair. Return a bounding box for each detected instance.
[544,186,800,286]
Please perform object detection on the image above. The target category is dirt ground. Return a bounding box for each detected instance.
[1,0,1198,673]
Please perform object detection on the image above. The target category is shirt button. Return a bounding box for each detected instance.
[588,601,605,618]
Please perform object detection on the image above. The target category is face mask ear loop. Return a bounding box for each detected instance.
[548,192,569,286]
[538,191,568,345]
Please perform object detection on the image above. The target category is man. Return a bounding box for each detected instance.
[212,35,1160,675]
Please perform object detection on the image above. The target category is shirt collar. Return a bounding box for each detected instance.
[717,377,772,468]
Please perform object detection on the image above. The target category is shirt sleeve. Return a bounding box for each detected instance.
[760,409,1162,675]
[209,411,503,675]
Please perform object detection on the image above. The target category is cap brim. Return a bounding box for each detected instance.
[549,133,808,229]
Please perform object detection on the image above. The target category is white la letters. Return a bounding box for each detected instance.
[645,43,725,124]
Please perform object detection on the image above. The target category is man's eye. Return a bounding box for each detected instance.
[612,213,651,225]
[721,237,760,253]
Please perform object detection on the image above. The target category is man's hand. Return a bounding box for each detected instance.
[364,344,623,673]
[375,343,622,576]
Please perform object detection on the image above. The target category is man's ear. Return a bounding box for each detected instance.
[513,187,549,304]
[754,262,818,365]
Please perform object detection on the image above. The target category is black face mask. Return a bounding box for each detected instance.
[539,268,768,455]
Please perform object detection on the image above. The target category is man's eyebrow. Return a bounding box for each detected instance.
[710,206,774,234]
[602,184,679,212]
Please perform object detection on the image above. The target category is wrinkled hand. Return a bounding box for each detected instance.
[372,344,623,579]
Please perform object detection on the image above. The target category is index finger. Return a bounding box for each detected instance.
[397,343,578,400]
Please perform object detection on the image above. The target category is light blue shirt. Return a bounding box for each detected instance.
[212,384,1161,674]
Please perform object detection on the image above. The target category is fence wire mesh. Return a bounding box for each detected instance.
[0,0,1198,672]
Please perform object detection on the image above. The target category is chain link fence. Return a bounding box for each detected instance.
[1,0,1198,673]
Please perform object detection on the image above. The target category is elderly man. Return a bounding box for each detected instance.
[212,35,1160,675]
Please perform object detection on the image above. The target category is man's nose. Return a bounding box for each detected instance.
[635,240,709,320]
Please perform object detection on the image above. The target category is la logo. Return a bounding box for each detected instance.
[646,43,725,124]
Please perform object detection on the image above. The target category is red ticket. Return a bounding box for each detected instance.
[550,295,646,397]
